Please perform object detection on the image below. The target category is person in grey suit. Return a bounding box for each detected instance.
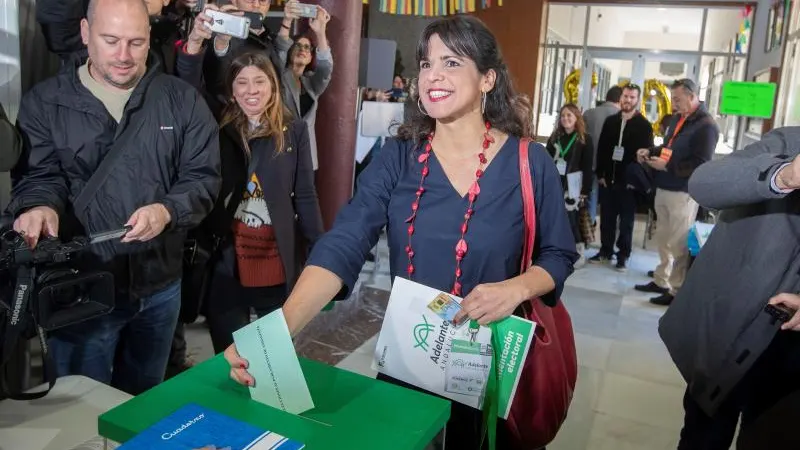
[582,86,622,225]
[658,127,800,449]
[276,4,333,172]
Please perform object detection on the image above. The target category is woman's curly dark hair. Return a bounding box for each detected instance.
[396,15,533,142]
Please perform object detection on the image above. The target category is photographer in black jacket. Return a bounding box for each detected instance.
[635,79,718,306]
[9,0,220,396]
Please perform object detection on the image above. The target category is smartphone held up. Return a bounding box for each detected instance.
[295,3,318,19]
[205,8,250,39]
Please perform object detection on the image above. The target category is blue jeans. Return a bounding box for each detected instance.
[587,177,599,224]
[48,280,181,395]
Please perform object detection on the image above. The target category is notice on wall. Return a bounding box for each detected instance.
[719,81,777,119]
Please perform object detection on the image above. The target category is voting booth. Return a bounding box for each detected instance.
[98,355,450,449]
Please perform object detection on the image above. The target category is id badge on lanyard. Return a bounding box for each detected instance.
[612,119,626,162]
[554,133,577,176]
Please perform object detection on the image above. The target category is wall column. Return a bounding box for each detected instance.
[305,0,363,229]
[472,0,548,133]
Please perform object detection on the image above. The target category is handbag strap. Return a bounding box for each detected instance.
[519,138,536,274]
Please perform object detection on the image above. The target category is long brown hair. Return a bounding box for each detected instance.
[551,103,587,145]
[220,52,292,155]
[396,15,533,142]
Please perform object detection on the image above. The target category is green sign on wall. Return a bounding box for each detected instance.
[719,81,777,119]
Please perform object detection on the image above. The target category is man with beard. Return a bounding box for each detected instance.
[589,84,654,271]
[9,0,220,395]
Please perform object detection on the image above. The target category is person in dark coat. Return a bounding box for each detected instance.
[198,51,324,354]
[658,127,800,449]
[589,84,653,271]
[546,103,593,264]
[635,79,719,306]
[9,0,220,395]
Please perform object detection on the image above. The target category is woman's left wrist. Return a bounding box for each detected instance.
[505,276,532,306]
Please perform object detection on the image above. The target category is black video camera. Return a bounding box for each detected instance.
[0,225,123,398]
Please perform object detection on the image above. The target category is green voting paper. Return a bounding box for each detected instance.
[232,309,315,415]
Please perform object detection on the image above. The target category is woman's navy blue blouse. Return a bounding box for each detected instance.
[307,136,578,305]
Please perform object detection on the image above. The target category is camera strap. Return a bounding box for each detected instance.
[0,266,56,400]
[72,76,169,217]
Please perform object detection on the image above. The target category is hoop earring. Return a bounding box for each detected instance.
[417,97,428,116]
[481,91,487,115]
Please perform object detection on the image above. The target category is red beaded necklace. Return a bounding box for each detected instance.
[405,121,495,297]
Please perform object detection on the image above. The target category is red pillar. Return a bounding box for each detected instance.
[305,0,363,230]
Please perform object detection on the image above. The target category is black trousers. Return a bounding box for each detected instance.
[204,269,288,354]
[678,331,800,450]
[599,184,636,259]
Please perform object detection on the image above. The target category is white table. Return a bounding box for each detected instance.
[0,376,131,450]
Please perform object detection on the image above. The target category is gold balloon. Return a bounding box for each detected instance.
[563,69,599,105]
[617,79,672,136]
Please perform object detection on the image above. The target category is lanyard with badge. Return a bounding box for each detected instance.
[553,133,578,176]
[612,118,626,162]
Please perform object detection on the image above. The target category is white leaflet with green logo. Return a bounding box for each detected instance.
[372,277,536,416]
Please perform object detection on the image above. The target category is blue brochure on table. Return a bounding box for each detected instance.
[118,403,305,450]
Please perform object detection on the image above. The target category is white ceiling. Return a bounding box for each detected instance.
[550,4,723,37]
[590,6,705,34]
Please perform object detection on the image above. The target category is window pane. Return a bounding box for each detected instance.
[586,6,704,51]
[547,5,587,45]
[703,8,748,54]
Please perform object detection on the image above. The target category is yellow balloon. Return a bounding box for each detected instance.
[563,69,600,105]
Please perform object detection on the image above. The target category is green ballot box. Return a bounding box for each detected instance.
[98,355,450,449]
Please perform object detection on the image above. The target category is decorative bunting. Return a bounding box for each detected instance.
[271,0,502,16]
[735,5,753,54]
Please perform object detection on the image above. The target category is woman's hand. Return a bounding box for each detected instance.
[454,280,528,326]
[224,344,255,386]
[283,0,301,21]
[309,6,331,35]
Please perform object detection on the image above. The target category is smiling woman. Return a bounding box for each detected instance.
[223,14,578,450]
[194,51,325,354]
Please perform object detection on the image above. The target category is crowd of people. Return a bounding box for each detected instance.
[4,0,800,448]
[9,0,334,394]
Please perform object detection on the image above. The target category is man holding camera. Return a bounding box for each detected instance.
[635,79,718,306]
[9,0,220,395]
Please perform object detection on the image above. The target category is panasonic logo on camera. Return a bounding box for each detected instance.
[9,284,28,325]
[161,413,205,440]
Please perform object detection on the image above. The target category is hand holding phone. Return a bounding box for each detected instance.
[295,2,318,19]
[205,8,250,39]
[768,293,800,331]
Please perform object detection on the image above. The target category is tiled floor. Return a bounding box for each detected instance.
[183,218,695,449]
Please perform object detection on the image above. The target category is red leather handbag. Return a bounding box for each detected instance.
[504,138,578,449]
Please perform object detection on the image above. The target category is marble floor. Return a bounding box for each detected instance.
[181,218,697,450]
